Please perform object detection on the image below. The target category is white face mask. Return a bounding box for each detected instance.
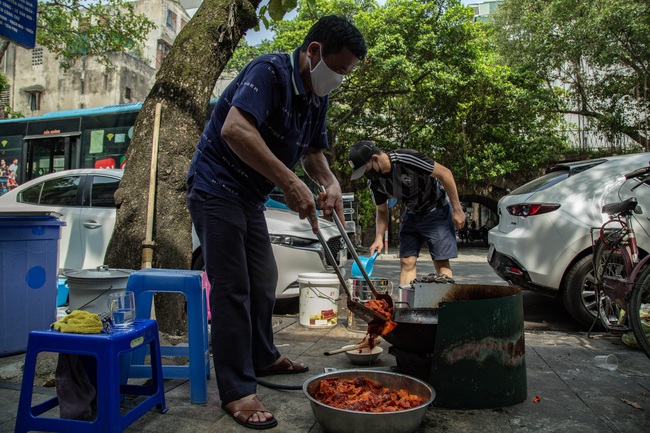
[308,44,344,97]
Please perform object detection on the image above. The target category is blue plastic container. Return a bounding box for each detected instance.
[351,251,378,278]
[56,278,69,307]
[0,215,65,356]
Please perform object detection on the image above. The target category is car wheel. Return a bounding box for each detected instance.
[562,254,602,329]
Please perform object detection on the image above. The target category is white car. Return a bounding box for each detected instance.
[0,169,347,299]
[190,209,349,299]
[488,152,650,327]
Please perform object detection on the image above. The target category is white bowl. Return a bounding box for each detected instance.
[343,345,383,365]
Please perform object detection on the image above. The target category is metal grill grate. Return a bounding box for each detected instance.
[0,87,10,107]
[326,236,343,266]
[31,47,43,66]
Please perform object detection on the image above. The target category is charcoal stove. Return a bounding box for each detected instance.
[384,283,528,409]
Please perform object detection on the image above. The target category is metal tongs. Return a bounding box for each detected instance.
[312,219,386,324]
[312,186,392,324]
[318,186,394,309]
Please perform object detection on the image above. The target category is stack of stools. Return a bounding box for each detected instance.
[15,319,167,433]
[125,269,210,404]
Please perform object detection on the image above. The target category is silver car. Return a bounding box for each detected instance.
[0,169,347,299]
[488,152,650,327]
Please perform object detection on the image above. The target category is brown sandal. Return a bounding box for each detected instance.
[255,355,309,377]
[222,395,278,430]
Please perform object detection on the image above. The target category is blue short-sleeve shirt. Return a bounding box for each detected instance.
[187,48,329,208]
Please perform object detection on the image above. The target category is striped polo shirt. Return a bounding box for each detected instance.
[368,149,448,214]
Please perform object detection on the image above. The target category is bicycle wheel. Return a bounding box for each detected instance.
[629,265,650,359]
[592,239,628,331]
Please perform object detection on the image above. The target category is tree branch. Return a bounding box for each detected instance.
[557,107,648,148]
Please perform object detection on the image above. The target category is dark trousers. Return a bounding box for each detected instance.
[187,187,280,405]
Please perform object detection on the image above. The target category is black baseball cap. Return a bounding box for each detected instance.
[348,141,380,180]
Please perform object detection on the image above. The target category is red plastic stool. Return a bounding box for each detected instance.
[14,319,167,433]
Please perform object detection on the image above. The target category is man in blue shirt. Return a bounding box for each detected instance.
[187,15,366,430]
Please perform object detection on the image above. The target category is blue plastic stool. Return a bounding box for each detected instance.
[15,320,167,433]
[125,269,210,404]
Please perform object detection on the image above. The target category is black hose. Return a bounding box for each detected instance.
[256,378,304,390]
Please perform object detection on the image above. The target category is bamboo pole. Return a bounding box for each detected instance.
[141,102,161,270]
[142,102,161,319]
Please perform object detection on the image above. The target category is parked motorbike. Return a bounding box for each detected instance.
[467,225,488,243]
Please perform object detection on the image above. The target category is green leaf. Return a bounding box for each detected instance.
[35,0,156,70]
[282,0,298,11]
[268,0,287,21]
[492,0,649,149]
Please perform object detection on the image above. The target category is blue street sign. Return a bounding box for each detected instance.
[0,0,37,49]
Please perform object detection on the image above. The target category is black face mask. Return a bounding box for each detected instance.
[364,168,381,181]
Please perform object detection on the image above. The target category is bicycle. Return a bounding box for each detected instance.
[590,165,650,360]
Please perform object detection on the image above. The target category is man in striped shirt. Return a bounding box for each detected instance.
[348,141,465,284]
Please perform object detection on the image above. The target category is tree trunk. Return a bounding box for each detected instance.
[104,0,260,335]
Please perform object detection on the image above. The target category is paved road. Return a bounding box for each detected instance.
[278,244,583,332]
[3,247,648,433]
[374,244,584,332]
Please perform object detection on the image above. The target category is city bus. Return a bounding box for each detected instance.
[0,101,216,185]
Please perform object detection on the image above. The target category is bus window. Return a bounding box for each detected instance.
[81,126,132,169]
[27,137,69,181]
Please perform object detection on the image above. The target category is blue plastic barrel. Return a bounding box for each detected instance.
[0,215,65,356]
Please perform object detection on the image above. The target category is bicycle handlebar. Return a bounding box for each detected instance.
[625,166,650,180]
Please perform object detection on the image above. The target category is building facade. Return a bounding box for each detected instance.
[134,0,191,70]
[0,0,191,116]
[467,0,503,23]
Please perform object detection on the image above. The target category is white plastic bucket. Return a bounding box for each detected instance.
[298,273,340,328]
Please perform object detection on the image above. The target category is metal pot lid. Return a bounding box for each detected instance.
[63,265,134,280]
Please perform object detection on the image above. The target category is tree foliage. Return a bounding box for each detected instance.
[257,0,566,217]
[35,0,156,69]
[102,0,568,331]
[0,72,7,118]
[0,73,6,97]
[225,39,269,72]
[492,0,650,150]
